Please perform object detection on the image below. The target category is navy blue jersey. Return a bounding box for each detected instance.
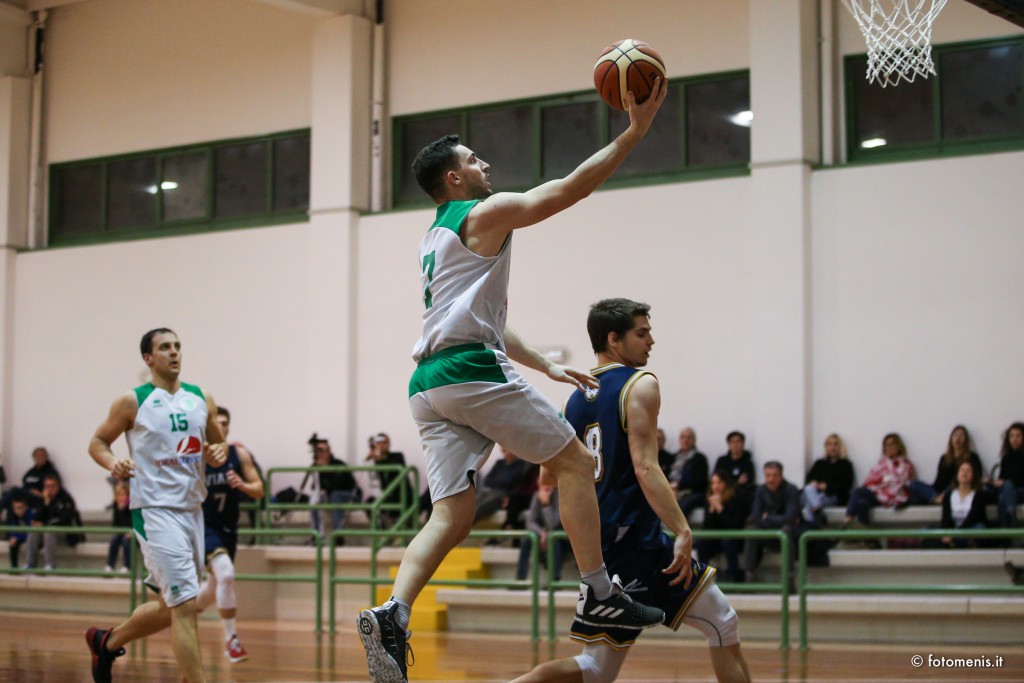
[202,444,242,529]
[564,363,663,552]
[564,363,717,648]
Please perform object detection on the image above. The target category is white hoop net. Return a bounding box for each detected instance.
[841,0,949,87]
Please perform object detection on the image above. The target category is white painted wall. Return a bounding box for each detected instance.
[44,0,315,161]
[0,0,1021,511]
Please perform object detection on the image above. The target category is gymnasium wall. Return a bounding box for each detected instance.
[0,0,1021,510]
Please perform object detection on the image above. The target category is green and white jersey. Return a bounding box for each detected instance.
[412,200,512,362]
[126,382,209,511]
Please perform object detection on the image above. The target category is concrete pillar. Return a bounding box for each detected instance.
[747,0,820,479]
[306,15,372,459]
[0,76,30,461]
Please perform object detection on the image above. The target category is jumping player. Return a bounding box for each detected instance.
[357,83,669,683]
[512,299,751,683]
[85,328,228,683]
[196,406,264,663]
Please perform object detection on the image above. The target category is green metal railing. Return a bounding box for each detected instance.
[544,529,791,646]
[797,527,1024,650]
[263,465,420,543]
[233,527,325,631]
[326,528,543,639]
[0,524,145,611]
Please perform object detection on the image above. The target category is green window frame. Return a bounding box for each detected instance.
[846,35,1024,162]
[48,129,310,246]
[392,71,751,208]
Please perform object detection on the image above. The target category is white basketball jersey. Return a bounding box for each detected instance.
[126,382,209,510]
[412,200,513,362]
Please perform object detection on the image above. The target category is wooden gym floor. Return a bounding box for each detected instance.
[2,611,1022,682]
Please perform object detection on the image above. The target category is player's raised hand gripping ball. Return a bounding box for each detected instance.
[594,39,666,110]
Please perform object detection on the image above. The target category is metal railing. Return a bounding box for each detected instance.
[263,465,420,543]
[797,527,1024,650]
[232,527,325,631]
[0,524,145,611]
[326,528,543,639]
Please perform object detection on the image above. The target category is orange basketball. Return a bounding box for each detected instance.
[593,39,666,111]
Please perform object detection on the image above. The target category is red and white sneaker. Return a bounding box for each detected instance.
[225,634,249,663]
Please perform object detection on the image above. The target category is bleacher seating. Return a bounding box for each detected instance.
[3,504,1021,644]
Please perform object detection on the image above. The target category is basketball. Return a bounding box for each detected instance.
[593,39,666,110]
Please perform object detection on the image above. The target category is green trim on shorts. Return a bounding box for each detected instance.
[131,508,147,540]
[408,343,508,396]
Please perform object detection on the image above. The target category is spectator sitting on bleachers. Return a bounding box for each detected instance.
[515,484,568,582]
[995,421,1024,528]
[106,482,132,572]
[669,427,709,517]
[923,461,989,549]
[713,430,756,519]
[801,433,854,525]
[693,471,746,583]
[909,425,983,506]
[6,493,34,568]
[0,447,61,516]
[743,461,801,582]
[301,437,360,538]
[24,473,82,570]
[473,447,538,529]
[364,433,410,527]
[844,432,917,528]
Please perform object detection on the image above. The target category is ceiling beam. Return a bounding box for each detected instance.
[962,0,1024,28]
[251,0,366,19]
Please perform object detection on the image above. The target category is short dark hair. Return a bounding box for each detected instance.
[587,298,651,353]
[140,328,176,357]
[217,406,231,422]
[764,461,783,473]
[412,134,461,201]
[727,430,745,443]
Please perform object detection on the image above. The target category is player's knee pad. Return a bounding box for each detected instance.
[575,644,627,683]
[682,585,740,648]
[209,552,237,610]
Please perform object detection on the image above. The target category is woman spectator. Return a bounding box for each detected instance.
[844,433,916,527]
[909,425,983,505]
[694,472,747,582]
[936,461,989,548]
[802,433,855,525]
[995,421,1024,527]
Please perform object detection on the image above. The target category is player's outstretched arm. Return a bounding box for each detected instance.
[504,325,598,390]
[467,79,666,243]
[625,374,693,587]
[202,393,228,468]
[89,392,137,480]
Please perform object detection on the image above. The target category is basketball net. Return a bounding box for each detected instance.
[841,0,948,87]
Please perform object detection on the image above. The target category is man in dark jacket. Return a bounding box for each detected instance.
[24,474,82,569]
[714,431,756,519]
[670,427,709,516]
[303,438,360,537]
[743,461,800,580]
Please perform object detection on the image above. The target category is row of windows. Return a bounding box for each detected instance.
[848,37,1024,159]
[394,72,751,205]
[44,36,1024,243]
[49,131,310,245]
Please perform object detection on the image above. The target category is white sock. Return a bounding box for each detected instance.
[389,596,412,631]
[222,618,237,640]
[580,564,612,600]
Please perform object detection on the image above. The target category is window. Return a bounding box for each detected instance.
[392,72,750,206]
[49,130,310,245]
[847,37,1024,160]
